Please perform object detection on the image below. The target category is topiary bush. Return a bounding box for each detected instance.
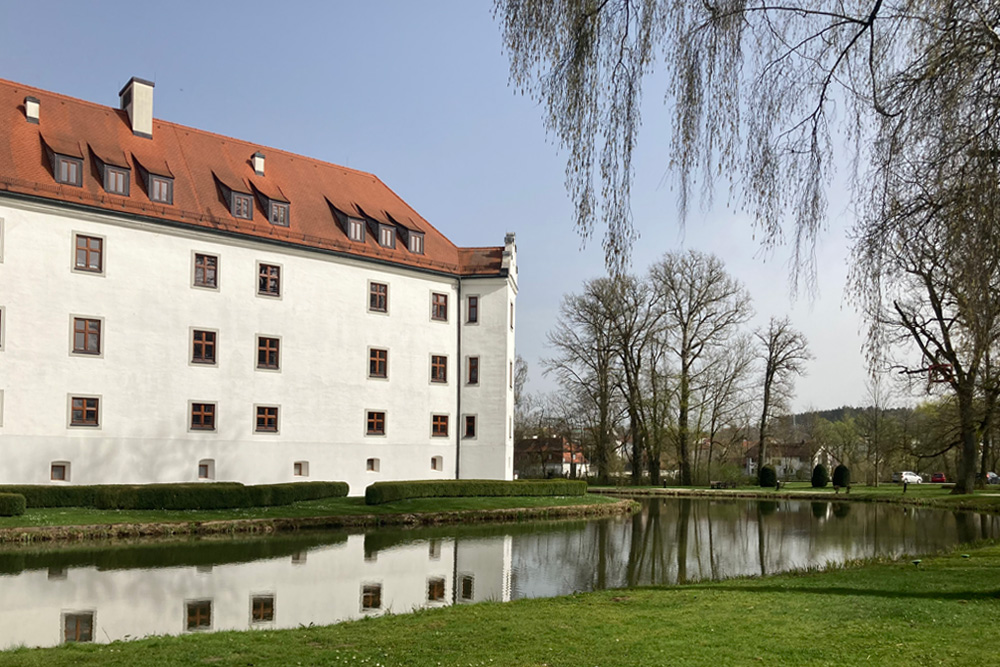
[365,479,587,505]
[811,464,829,488]
[758,466,777,488]
[832,464,851,489]
[0,493,26,517]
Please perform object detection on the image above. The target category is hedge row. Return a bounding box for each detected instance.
[0,493,26,517]
[0,481,348,510]
[365,479,588,505]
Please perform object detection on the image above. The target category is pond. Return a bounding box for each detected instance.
[1,497,997,649]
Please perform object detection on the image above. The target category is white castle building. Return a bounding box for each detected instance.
[0,76,517,494]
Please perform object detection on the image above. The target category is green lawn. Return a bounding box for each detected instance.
[4,540,998,666]
[0,494,621,530]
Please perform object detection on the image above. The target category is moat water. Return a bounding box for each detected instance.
[1,497,997,649]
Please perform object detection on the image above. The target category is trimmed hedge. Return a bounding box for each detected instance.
[811,464,829,488]
[833,464,851,489]
[0,493,26,517]
[0,481,348,510]
[758,466,777,488]
[365,479,588,505]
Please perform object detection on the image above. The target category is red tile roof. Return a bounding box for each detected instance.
[0,78,504,276]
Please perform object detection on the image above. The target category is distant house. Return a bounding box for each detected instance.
[743,441,839,479]
[514,436,589,479]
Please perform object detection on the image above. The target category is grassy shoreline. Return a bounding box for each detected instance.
[0,495,634,543]
[4,539,997,665]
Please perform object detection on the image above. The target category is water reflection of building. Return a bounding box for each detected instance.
[0,533,513,650]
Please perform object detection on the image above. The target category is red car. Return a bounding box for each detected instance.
[931,472,947,483]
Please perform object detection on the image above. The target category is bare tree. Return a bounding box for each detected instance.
[650,250,753,485]
[544,278,623,482]
[756,317,811,482]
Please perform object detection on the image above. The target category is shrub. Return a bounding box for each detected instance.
[811,464,829,488]
[365,479,587,505]
[832,464,851,489]
[0,493,26,517]
[758,466,777,488]
[0,481,348,510]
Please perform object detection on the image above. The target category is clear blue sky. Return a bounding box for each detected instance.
[0,0,870,411]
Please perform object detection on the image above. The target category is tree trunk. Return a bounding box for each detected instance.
[955,386,979,494]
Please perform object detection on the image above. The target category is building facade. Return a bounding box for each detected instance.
[0,77,516,494]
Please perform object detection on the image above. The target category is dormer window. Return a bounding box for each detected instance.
[269,201,289,227]
[150,175,173,204]
[348,217,365,242]
[232,193,253,220]
[378,224,395,249]
[104,166,130,196]
[54,155,83,187]
[409,232,424,254]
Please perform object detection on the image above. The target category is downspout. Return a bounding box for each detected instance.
[455,277,462,480]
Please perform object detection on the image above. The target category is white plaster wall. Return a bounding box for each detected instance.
[0,199,514,494]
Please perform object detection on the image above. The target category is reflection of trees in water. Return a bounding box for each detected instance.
[509,498,1000,597]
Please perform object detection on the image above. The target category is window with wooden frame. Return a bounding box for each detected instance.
[192,330,216,364]
[510,361,514,389]
[150,175,173,204]
[369,282,388,313]
[431,293,448,321]
[74,234,103,273]
[190,403,216,431]
[431,455,443,471]
[408,232,424,254]
[467,356,479,385]
[427,577,445,602]
[467,295,479,324]
[257,336,280,370]
[367,410,386,435]
[510,301,515,329]
[348,217,365,242]
[50,462,69,481]
[254,405,278,433]
[251,596,275,623]
[198,459,215,479]
[193,253,218,289]
[460,575,474,600]
[361,584,382,611]
[232,192,253,220]
[72,318,101,355]
[258,263,281,296]
[293,461,309,477]
[431,414,449,437]
[55,155,83,186]
[369,348,388,378]
[269,201,289,227]
[431,355,447,383]
[62,612,94,643]
[377,224,395,248]
[366,457,380,472]
[70,396,99,427]
[186,600,212,631]
[464,415,477,439]
[255,405,279,433]
[104,166,129,196]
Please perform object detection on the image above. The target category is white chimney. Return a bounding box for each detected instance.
[24,96,39,124]
[252,152,265,176]
[118,77,155,138]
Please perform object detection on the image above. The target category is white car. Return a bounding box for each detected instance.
[900,471,922,484]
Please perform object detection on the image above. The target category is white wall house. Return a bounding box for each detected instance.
[0,76,517,495]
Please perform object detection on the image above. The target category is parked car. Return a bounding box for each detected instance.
[988,472,999,485]
[891,472,901,483]
[900,471,922,484]
[931,472,946,483]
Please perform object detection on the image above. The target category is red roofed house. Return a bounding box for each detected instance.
[0,77,517,494]
[514,436,590,479]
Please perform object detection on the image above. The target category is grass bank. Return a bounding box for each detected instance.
[0,495,632,543]
[4,540,998,666]
[591,481,1000,514]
